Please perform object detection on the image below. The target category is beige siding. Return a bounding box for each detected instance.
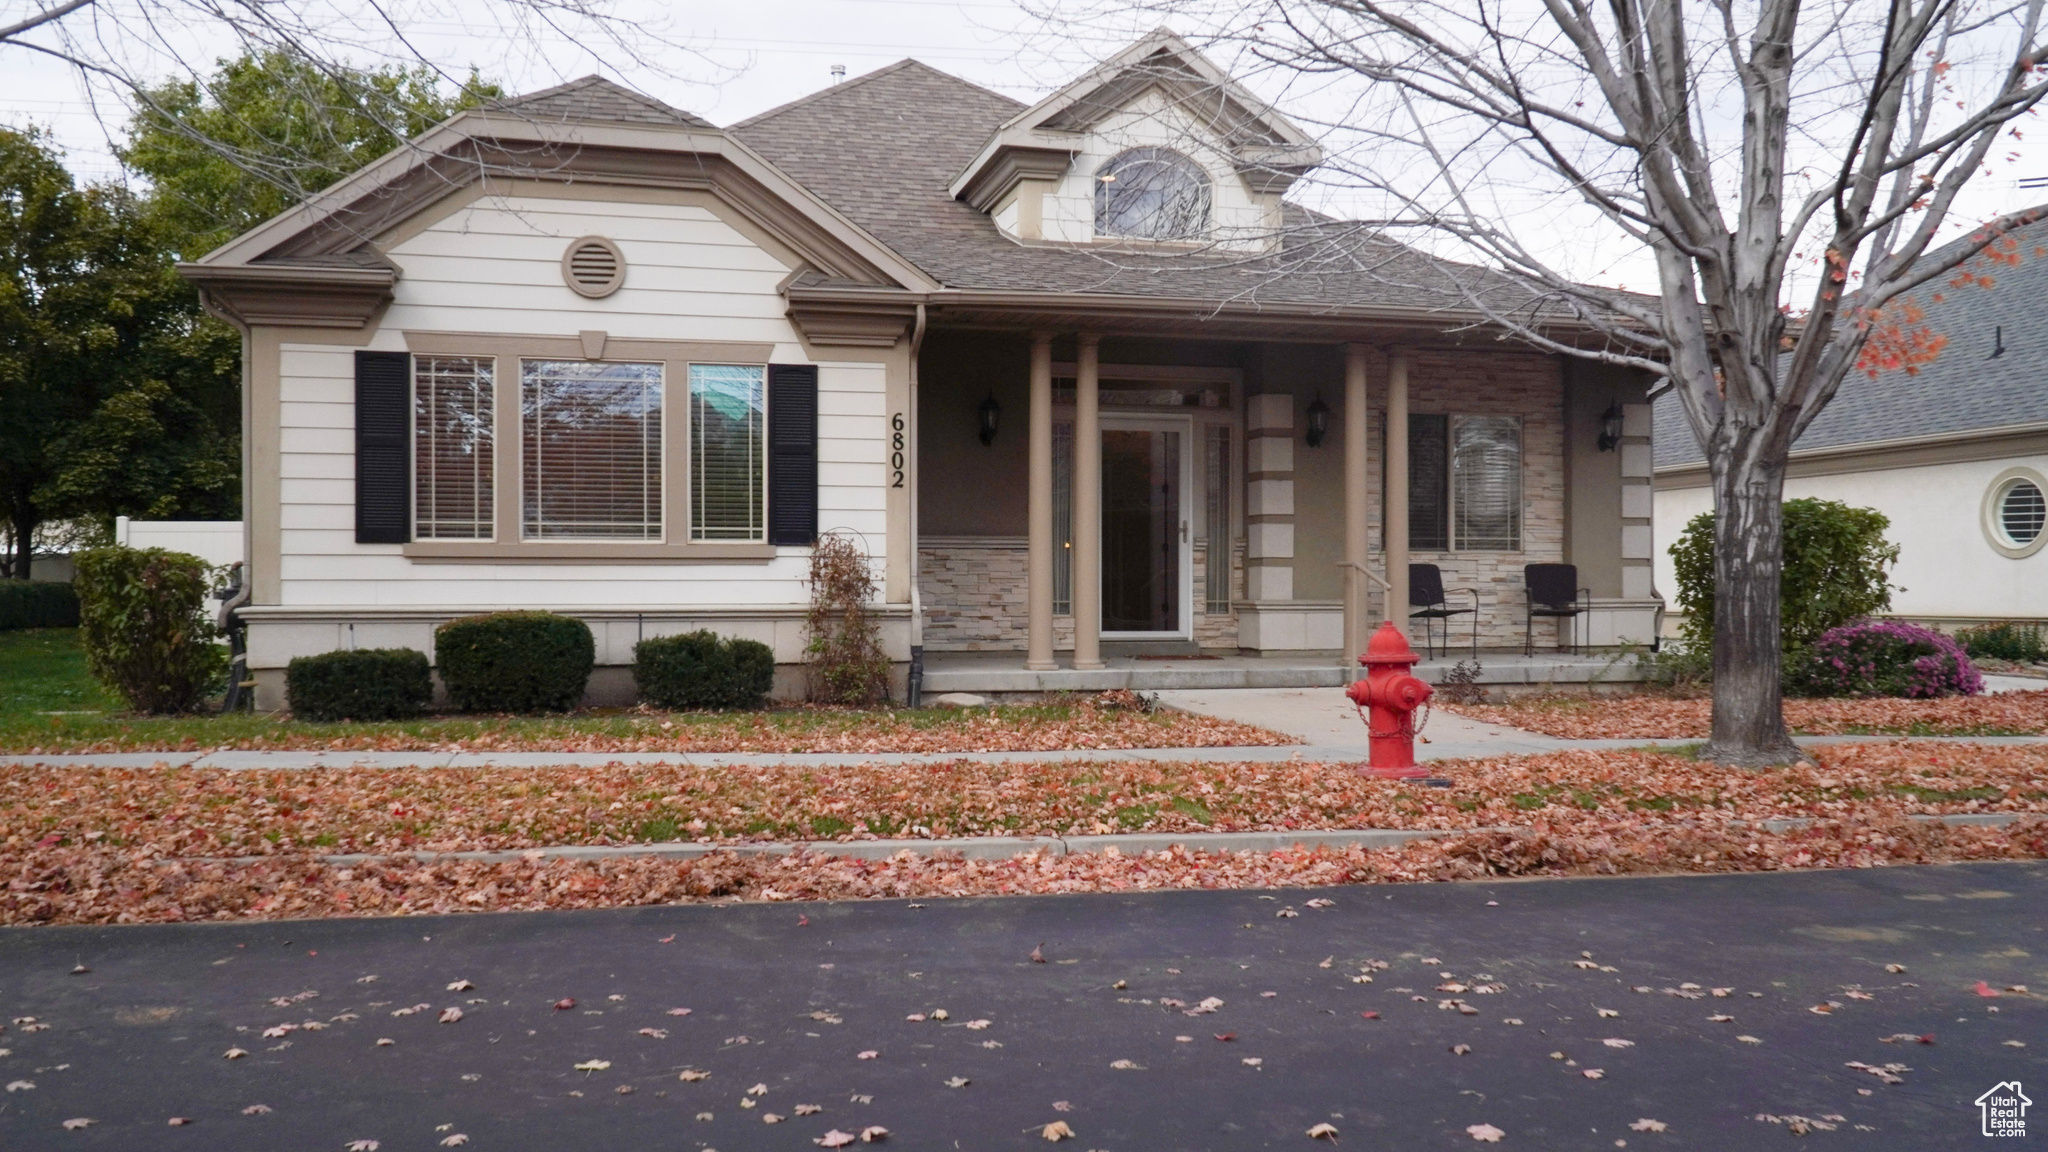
[269,193,890,613]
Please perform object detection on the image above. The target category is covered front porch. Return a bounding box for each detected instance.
[911,322,1664,683]
[920,649,1653,696]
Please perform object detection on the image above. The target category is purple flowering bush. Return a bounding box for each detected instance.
[1793,619,1983,699]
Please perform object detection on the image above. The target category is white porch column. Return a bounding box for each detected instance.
[1343,343,1371,662]
[1026,330,1057,670]
[1244,393,1296,603]
[1385,349,1411,628]
[1072,333,1104,669]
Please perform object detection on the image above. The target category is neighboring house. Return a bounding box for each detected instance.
[114,517,248,572]
[1654,214,2048,630]
[182,29,1660,708]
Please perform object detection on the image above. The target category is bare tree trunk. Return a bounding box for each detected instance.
[1706,448,1802,765]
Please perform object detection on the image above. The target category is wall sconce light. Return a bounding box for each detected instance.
[978,391,1002,446]
[1304,394,1331,448]
[1597,403,1624,452]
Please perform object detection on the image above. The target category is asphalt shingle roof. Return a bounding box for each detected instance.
[729,60,1541,312]
[492,75,714,129]
[1656,213,2048,466]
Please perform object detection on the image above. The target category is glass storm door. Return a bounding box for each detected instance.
[1100,417,1192,637]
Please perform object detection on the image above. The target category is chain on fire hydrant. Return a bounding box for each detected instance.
[1344,620,1434,779]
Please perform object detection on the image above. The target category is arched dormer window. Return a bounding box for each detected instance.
[1094,147,1211,240]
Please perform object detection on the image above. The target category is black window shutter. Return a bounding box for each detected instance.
[767,363,818,546]
[355,350,412,544]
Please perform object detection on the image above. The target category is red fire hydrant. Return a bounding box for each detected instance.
[1345,620,1434,779]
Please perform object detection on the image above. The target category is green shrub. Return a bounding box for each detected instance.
[633,630,775,709]
[286,648,433,721]
[73,546,226,714]
[1954,620,2048,664]
[434,611,593,713]
[1670,498,1900,657]
[0,581,80,630]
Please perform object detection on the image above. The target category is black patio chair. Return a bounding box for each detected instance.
[1523,563,1590,656]
[1409,563,1478,661]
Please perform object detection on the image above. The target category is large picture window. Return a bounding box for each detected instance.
[520,359,664,540]
[1400,414,1523,551]
[414,356,495,540]
[690,364,766,541]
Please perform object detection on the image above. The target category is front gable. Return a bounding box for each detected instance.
[948,29,1322,251]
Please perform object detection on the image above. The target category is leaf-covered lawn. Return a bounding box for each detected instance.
[4,741,2041,858]
[1446,689,2048,738]
[6,813,2043,926]
[0,631,1282,753]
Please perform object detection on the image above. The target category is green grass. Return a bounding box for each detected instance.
[0,628,1126,753]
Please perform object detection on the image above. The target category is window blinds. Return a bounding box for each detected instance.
[691,364,766,541]
[413,356,494,540]
[520,359,663,540]
[1453,416,1522,550]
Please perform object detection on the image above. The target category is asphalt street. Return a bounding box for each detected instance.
[1,862,2043,1150]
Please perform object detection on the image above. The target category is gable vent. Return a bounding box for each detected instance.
[562,236,625,298]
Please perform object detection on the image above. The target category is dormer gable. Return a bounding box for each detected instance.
[948,29,1322,251]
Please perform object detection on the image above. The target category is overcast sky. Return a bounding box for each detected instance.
[2,0,2043,297]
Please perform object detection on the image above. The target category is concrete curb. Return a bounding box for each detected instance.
[304,814,2035,868]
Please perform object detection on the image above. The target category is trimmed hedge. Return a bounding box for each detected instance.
[287,648,433,721]
[0,581,80,630]
[633,630,775,710]
[1955,620,2048,664]
[73,546,226,714]
[434,611,593,713]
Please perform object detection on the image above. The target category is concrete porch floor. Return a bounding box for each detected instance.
[919,649,1646,695]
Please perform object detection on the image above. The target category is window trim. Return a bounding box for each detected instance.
[398,332,778,562]
[1387,411,1526,553]
[1982,466,2048,559]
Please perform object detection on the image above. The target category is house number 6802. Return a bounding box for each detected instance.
[890,413,906,488]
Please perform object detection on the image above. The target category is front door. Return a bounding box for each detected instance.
[1100,416,1192,637]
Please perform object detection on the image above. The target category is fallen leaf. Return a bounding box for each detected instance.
[1602,1038,1635,1048]
[1308,1121,1340,1139]
[749,1082,768,1096]
[439,1007,463,1024]
[679,1069,709,1081]
[1109,1059,1140,1070]
[1885,964,1906,974]
[1629,1119,1667,1132]
[965,1019,992,1030]
[346,1142,379,1151]
[857,1050,879,1060]
[1737,1035,1762,1044]
[1709,1014,1734,1022]
[168,1117,192,1126]
[860,1126,889,1143]
[6,1080,34,1092]
[1583,1068,1605,1079]
[1318,957,1334,969]
[944,1077,970,1088]
[2004,1040,2027,1048]
[1041,1120,1075,1141]
[763,1112,784,1123]
[1031,944,1046,963]
[224,1048,248,1060]
[615,1085,634,1096]
[573,1060,611,1072]
[1596,1008,1620,1018]
[1468,1123,1506,1142]
[1451,1044,1472,1055]
[441,1137,470,1147]
[638,1028,667,1039]
[1112,980,1127,990]
[816,1132,857,1148]
[446,980,474,992]
[554,999,576,1011]
[62,1118,94,1130]
[930,1009,949,1021]
[1975,981,2002,997]
[376,1038,394,1047]
[241,1105,272,1115]
[666,1008,691,1016]
[796,1104,823,1115]
[1242,1057,1263,1067]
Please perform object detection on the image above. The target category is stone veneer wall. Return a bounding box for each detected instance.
[919,537,1241,651]
[1368,351,1570,651]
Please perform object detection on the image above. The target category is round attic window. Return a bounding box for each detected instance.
[1094,147,1211,241]
[1982,467,2048,558]
[562,236,625,298]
